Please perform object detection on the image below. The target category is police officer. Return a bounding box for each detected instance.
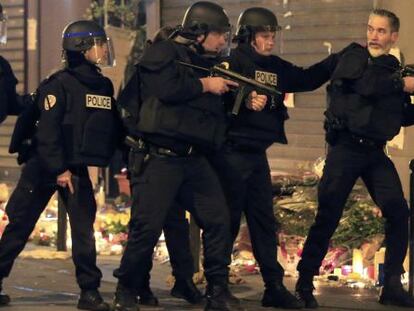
[209,7,340,309]
[0,3,30,124]
[296,9,414,308]
[119,25,203,307]
[0,20,121,310]
[112,2,243,311]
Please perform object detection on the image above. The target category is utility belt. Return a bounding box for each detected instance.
[224,140,264,154]
[337,132,386,149]
[125,135,198,157]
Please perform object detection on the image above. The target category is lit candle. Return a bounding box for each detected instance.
[352,249,363,276]
[334,268,342,277]
[341,265,352,276]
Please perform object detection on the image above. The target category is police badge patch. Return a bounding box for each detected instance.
[44,95,57,110]
[255,70,277,86]
[86,94,112,110]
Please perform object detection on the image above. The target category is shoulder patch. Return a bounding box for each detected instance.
[44,95,57,110]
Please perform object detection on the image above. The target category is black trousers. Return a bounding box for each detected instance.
[163,204,194,280]
[114,154,231,290]
[139,202,194,290]
[209,149,284,286]
[0,157,102,290]
[297,139,409,278]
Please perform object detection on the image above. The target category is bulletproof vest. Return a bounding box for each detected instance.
[9,73,54,164]
[117,66,142,138]
[51,70,119,167]
[226,46,288,151]
[0,64,7,123]
[0,56,18,123]
[326,47,405,141]
[138,41,227,149]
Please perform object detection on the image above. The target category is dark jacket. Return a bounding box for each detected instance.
[327,42,409,141]
[137,39,227,153]
[225,44,338,151]
[0,56,28,123]
[35,62,121,175]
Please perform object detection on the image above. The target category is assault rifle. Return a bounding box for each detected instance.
[402,64,414,77]
[178,61,281,115]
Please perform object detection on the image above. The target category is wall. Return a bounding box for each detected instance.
[38,0,90,82]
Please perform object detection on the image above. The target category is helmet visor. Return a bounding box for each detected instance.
[203,29,232,57]
[89,37,116,67]
[0,13,7,45]
[219,29,232,57]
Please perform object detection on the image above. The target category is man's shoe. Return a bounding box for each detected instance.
[379,280,414,307]
[138,285,158,306]
[0,292,10,306]
[112,284,139,311]
[171,278,203,304]
[77,289,110,311]
[295,275,318,309]
[204,283,244,311]
[262,283,303,309]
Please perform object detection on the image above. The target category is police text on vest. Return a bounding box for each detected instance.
[255,70,277,86]
[86,94,112,110]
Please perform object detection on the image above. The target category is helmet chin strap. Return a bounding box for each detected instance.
[174,35,196,46]
[174,32,211,56]
[193,41,207,55]
[175,30,223,58]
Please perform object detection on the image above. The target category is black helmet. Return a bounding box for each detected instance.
[180,1,230,39]
[234,7,281,43]
[62,20,107,52]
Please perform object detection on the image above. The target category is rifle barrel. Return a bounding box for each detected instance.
[178,61,281,95]
[212,65,281,95]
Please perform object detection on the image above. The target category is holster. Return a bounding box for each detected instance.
[128,149,149,176]
[323,111,346,146]
[324,120,339,146]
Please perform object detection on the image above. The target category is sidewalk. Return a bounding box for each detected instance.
[0,246,410,310]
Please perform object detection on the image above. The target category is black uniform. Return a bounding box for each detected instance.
[120,69,195,284]
[297,43,409,281]
[113,39,231,290]
[0,62,120,291]
[210,43,338,287]
[0,56,29,123]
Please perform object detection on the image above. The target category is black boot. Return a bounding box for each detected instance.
[379,275,414,308]
[77,289,110,311]
[137,285,158,306]
[295,275,318,309]
[112,284,139,311]
[204,283,244,311]
[0,292,9,307]
[262,283,303,309]
[0,281,9,307]
[171,278,203,304]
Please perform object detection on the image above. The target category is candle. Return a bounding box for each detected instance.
[367,265,375,280]
[334,268,342,277]
[341,265,352,276]
[352,249,363,276]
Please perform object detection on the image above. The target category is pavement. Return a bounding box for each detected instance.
[0,245,412,311]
